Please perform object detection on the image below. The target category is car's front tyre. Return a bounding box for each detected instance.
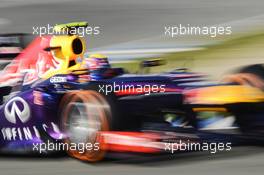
[59,90,112,162]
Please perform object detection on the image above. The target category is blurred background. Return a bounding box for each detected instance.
[0,0,264,174]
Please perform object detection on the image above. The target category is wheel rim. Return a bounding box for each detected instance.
[66,102,102,144]
[61,91,110,162]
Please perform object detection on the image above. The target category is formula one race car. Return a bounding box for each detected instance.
[0,22,207,162]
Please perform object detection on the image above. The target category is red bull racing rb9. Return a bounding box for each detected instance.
[0,22,264,162]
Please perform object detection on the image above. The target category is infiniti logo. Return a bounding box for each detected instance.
[4,97,30,124]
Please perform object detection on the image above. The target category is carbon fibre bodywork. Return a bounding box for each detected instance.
[0,35,205,154]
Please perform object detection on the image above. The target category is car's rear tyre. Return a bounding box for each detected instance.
[59,90,112,162]
[222,64,264,134]
[229,103,264,135]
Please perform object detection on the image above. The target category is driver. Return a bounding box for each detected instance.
[82,53,110,70]
[82,53,115,80]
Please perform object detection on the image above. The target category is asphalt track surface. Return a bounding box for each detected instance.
[0,0,264,174]
[0,146,263,175]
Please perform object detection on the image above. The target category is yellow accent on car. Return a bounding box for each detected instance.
[54,22,88,33]
[193,107,227,112]
[190,85,264,105]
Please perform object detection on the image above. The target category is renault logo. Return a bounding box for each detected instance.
[4,97,30,124]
